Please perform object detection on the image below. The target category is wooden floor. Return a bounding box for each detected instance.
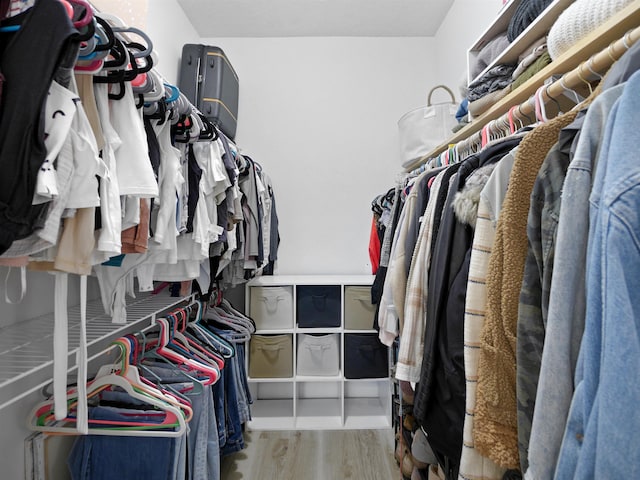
[220,429,402,479]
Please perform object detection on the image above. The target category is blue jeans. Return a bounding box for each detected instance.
[208,328,250,456]
[144,364,220,480]
[67,406,177,480]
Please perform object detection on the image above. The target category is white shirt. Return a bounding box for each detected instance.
[109,82,158,198]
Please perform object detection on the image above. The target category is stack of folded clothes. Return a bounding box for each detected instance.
[508,0,555,42]
[511,36,552,90]
[467,64,516,116]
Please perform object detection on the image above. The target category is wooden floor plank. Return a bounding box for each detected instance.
[221,429,401,479]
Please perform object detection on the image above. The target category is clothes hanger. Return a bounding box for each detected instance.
[206,301,254,340]
[28,341,188,437]
[101,35,129,71]
[125,333,203,399]
[517,103,535,127]
[559,73,583,105]
[187,301,235,359]
[74,58,104,74]
[544,84,563,118]
[169,309,226,370]
[144,318,220,385]
[164,83,180,103]
[67,0,93,29]
[576,63,594,96]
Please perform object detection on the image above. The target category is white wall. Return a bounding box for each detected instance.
[145,0,201,84]
[435,0,504,96]
[199,36,436,275]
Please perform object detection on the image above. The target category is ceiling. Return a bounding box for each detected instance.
[176,0,455,37]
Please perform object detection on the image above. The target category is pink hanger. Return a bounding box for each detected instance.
[65,0,93,29]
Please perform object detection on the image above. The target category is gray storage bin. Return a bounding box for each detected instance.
[250,286,293,330]
[297,333,340,376]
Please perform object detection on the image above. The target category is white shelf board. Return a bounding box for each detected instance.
[247,412,296,431]
[295,373,343,382]
[254,328,294,334]
[248,275,375,286]
[344,377,389,382]
[296,327,342,334]
[248,376,295,383]
[469,0,523,51]
[344,376,389,382]
[296,397,341,419]
[469,0,576,84]
[250,398,294,417]
[343,414,391,430]
[295,415,343,430]
[345,397,388,417]
[343,329,377,334]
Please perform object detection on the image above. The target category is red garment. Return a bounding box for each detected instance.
[369,216,381,274]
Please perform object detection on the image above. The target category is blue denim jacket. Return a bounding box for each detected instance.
[525,85,624,480]
[554,71,640,479]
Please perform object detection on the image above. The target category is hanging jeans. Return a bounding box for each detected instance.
[143,364,221,480]
[67,406,179,480]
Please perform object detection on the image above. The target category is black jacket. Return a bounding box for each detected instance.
[414,137,523,478]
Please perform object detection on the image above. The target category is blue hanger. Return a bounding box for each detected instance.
[164,83,180,103]
[0,25,20,33]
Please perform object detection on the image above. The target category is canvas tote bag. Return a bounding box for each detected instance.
[398,85,458,169]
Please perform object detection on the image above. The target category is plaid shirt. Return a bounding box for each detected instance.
[396,171,446,382]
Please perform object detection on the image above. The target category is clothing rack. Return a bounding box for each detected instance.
[405,1,640,172]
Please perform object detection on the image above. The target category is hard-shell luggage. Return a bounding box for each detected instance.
[179,44,239,140]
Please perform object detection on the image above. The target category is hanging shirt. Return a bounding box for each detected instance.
[0,0,78,253]
[109,82,159,198]
[33,80,78,204]
[93,81,122,260]
[66,76,103,210]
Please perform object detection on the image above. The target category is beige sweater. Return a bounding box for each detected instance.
[473,111,578,469]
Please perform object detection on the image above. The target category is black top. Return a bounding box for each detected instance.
[0,0,78,253]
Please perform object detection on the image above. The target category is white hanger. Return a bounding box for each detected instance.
[27,368,187,437]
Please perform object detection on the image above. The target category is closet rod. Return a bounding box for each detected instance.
[427,25,640,169]
[514,26,638,123]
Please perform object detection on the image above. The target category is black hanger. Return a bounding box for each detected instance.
[127,41,154,74]
[198,115,219,141]
[93,16,115,52]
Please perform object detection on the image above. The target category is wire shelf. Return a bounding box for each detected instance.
[0,291,189,409]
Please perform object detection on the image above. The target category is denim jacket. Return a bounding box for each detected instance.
[555,71,640,479]
[523,85,624,480]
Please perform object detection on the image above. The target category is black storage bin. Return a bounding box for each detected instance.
[296,285,341,328]
[344,333,388,379]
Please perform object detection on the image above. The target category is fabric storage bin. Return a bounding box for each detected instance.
[296,333,340,376]
[344,333,388,379]
[344,286,375,330]
[249,334,293,378]
[250,286,293,330]
[297,285,341,328]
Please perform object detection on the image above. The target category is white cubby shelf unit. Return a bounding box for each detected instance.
[244,275,392,431]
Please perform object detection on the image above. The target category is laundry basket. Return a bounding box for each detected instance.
[398,85,458,168]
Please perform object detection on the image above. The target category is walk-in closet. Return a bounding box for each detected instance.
[1,0,639,479]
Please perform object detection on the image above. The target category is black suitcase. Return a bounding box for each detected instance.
[179,44,239,140]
